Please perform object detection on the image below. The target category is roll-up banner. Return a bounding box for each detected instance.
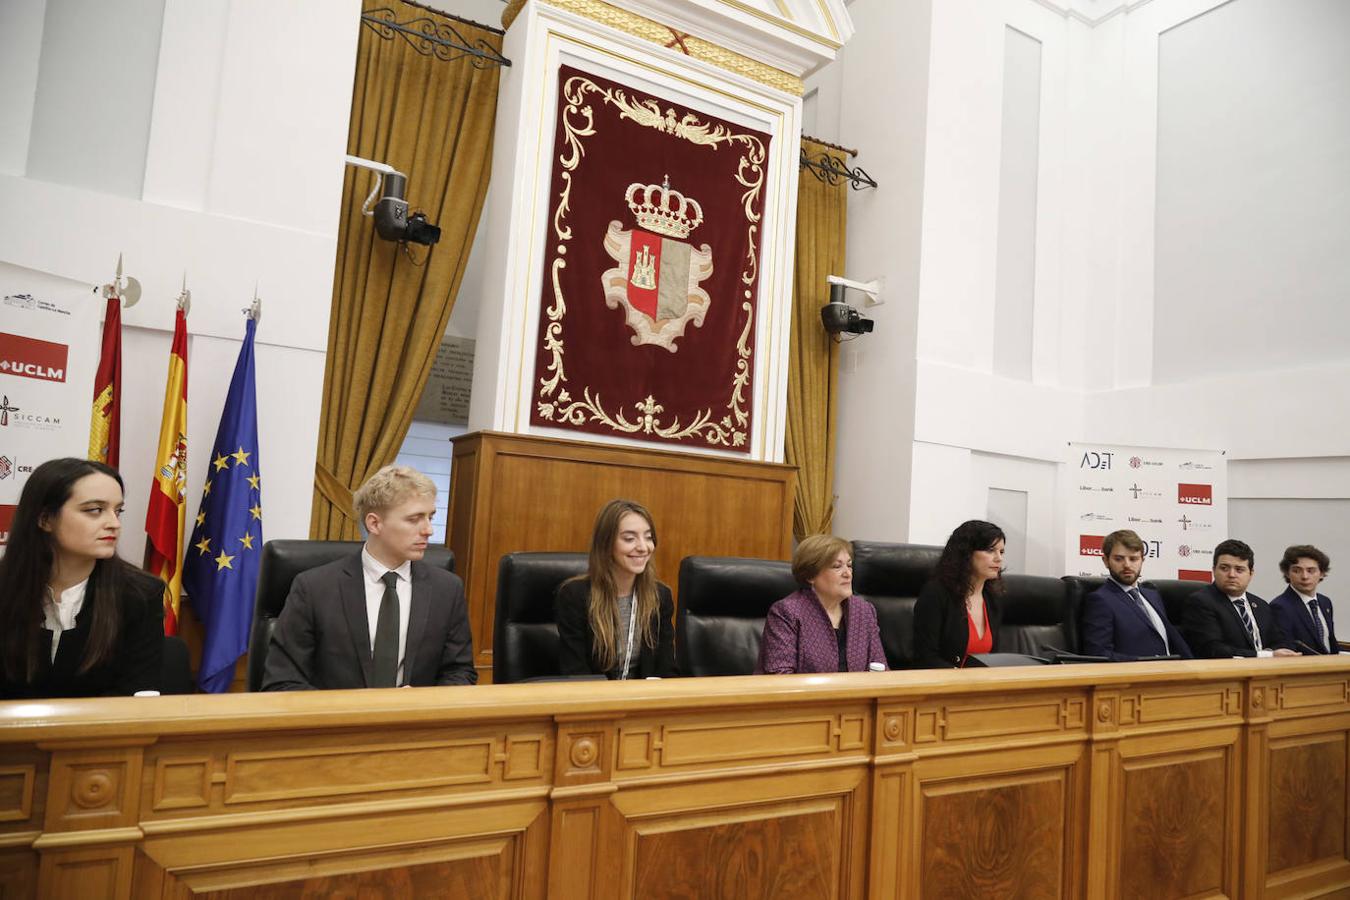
[1066,442,1227,582]
[0,284,99,544]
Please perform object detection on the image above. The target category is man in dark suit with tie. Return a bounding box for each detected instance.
[1081,529,1191,660]
[1270,545,1337,655]
[1181,539,1297,659]
[262,465,477,690]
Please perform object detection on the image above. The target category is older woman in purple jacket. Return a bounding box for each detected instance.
[755,535,889,674]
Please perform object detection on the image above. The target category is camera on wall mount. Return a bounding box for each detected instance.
[345,155,442,246]
[821,275,882,337]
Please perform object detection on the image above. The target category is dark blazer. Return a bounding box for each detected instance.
[262,554,477,690]
[1181,583,1292,658]
[1270,586,1338,654]
[1,570,165,699]
[1081,580,1192,661]
[555,578,677,678]
[912,578,1003,668]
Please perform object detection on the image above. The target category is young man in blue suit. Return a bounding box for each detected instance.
[1081,529,1191,661]
[1270,545,1337,655]
[1182,539,1298,659]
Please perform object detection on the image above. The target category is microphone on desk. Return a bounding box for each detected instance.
[1295,640,1327,656]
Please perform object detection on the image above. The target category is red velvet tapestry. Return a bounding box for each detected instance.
[530,65,771,452]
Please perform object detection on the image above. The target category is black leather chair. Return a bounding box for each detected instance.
[999,574,1078,657]
[248,540,455,691]
[160,635,194,694]
[492,552,588,684]
[676,556,797,676]
[1145,578,1208,628]
[850,541,942,669]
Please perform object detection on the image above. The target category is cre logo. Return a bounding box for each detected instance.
[1080,451,1114,470]
[1178,545,1191,557]
[1129,456,1142,469]
[1178,483,1212,506]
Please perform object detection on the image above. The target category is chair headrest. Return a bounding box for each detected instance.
[497,552,589,623]
[851,541,942,597]
[999,574,1072,626]
[255,540,455,619]
[678,556,796,618]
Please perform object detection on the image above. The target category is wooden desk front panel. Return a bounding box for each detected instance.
[2,660,1350,898]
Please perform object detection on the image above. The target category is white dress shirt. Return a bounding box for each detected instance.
[1297,589,1330,652]
[1109,577,1169,653]
[1229,593,1272,657]
[42,580,88,662]
[361,546,412,684]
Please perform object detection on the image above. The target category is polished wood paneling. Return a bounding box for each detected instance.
[1119,750,1229,899]
[447,431,796,677]
[922,773,1065,898]
[5,657,1350,898]
[1267,734,1347,875]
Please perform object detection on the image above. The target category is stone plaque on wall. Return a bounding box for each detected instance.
[414,336,474,425]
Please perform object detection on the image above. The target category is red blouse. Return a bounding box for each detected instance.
[965,600,993,660]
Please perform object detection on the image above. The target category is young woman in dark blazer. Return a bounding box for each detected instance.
[912,520,1006,668]
[0,458,164,698]
[555,499,676,679]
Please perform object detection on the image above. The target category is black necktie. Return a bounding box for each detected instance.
[1309,599,1328,652]
[372,571,400,687]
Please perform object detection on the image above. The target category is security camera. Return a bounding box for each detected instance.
[346,155,441,246]
[820,277,876,336]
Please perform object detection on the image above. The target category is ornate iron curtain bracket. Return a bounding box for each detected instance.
[360,7,511,68]
[799,144,877,190]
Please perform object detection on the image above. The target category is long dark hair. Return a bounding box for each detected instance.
[0,458,134,682]
[567,499,661,672]
[935,519,1006,603]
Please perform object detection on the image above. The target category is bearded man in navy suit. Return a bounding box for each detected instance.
[1270,545,1338,655]
[1081,529,1191,661]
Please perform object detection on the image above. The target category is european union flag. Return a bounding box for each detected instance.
[183,316,261,693]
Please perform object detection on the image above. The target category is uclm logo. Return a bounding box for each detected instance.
[1079,534,1105,557]
[0,503,15,545]
[0,333,68,383]
[1179,569,1213,583]
[1178,483,1212,506]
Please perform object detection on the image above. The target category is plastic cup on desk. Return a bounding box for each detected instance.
[868,663,886,672]
[133,690,161,697]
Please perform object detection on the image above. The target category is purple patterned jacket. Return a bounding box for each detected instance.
[754,589,889,674]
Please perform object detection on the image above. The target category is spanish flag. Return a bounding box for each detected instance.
[88,296,121,467]
[146,308,189,634]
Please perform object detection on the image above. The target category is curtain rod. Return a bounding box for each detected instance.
[361,5,511,68]
[799,138,877,190]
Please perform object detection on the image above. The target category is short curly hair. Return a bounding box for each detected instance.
[352,465,436,523]
[1279,545,1330,581]
[792,534,853,587]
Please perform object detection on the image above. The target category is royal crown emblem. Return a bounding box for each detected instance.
[601,174,713,352]
[625,177,704,240]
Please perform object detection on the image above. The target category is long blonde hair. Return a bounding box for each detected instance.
[572,499,661,672]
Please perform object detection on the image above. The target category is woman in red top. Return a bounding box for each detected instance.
[912,520,1006,667]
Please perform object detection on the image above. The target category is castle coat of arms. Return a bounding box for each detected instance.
[602,176,713,352]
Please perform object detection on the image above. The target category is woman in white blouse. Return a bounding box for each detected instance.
[0,458,163,698]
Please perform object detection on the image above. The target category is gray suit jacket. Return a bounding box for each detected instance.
[261,554,477,690]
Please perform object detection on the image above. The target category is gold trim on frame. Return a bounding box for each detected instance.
[534,73,765,450]
[502,0,805,95]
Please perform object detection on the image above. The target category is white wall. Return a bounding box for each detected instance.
[814,0,1350,575]
[0,0,361,560]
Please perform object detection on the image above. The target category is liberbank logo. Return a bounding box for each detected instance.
[0,333,67,383]
[1178,483,1213,506]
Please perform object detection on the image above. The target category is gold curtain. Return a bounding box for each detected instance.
[784,139,848,540]
[311,3,502,539]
